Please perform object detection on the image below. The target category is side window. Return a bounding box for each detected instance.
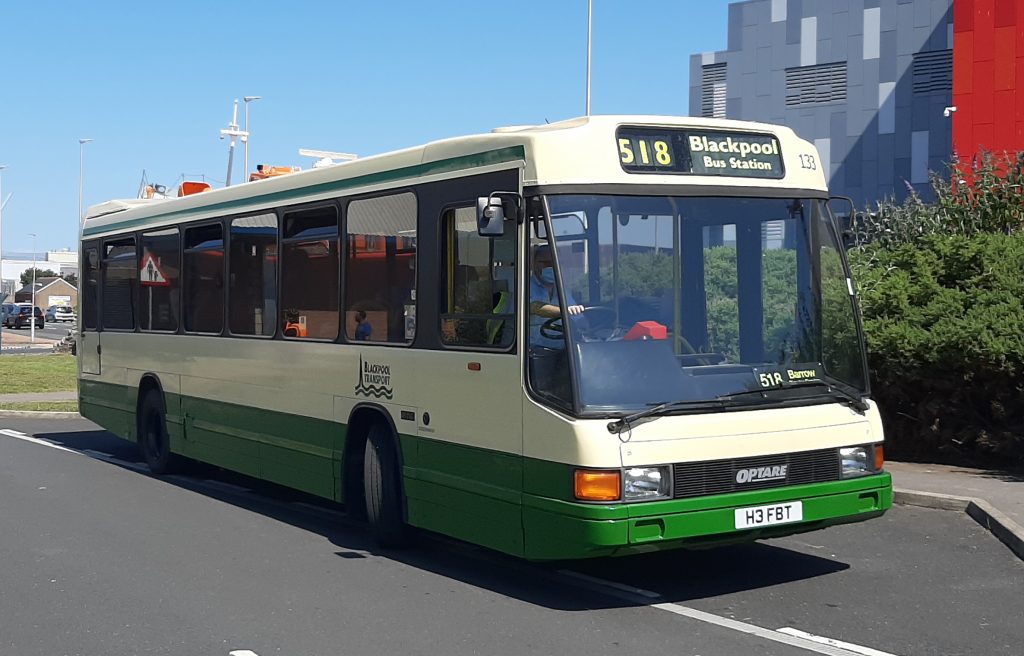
[280,205,339,340]
[440,206,516,348]
[345,192,417,344]
[183,223,224,334]
[139,228,180,332]
[82,242,100,330]
[230,213,278,337]
[102,237,137,330]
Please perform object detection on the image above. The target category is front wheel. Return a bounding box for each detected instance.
[138,390,177,475]
[363,424,409,547]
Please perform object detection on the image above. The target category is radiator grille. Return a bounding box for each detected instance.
[672,448,841,499]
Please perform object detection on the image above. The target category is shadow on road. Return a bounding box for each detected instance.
[35,424,848,611]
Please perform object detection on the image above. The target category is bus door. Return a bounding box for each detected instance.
[80,242,101,375]
[408,169,524,555]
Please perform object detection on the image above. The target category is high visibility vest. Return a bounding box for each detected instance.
[487,291,510,345]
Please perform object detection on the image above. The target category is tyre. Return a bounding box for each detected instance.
[363,423,409,547]
[138,389,177,475]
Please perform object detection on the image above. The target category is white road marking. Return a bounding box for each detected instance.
[777,628,899,656]
[561,569,894,656]
[558,570,661,599]
[229,651,260,656]
[0,429,76,452]
[81,450,148,473]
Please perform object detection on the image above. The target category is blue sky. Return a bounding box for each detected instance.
[0,0,735,254]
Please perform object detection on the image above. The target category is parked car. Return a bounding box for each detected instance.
[12,304,44,329]
[46,305,76,323]
[0,303,17,327]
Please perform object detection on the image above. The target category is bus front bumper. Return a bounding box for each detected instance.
[522,473,892,560]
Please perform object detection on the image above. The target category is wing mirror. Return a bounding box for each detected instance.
[476,191,523,237]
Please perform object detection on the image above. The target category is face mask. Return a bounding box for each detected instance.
[539,267,555,285]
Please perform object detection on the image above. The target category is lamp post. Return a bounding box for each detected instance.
[243,96,261,181]
[586,0,593,116]
[29,232,36,344]
[0,165,6,352]
[79,139,93,223]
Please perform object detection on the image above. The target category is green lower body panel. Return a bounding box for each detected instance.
[522,474,892,560]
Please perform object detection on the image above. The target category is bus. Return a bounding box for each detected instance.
[78,115,891,560]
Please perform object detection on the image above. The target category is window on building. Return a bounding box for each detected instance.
[281,205,338,340]
[183,223,224,334]
[701,63,727,119]
[785,61,847,107]
[230,213,278,337]
[345,192,417,344]
[912,50,952,95]
[440,206,516,348]
[82,242,99,330]
[102,237,137,330]
[139,228,181,332]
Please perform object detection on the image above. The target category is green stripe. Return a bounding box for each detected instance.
[79,378,892,560]
[83,146,526,237]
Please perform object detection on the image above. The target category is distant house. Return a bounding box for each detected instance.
[13,277,78,308]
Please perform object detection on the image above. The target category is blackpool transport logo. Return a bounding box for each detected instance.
[355,354,394,399]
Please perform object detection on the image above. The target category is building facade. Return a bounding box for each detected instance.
[952,0,1024,162]
[690,0,955,207]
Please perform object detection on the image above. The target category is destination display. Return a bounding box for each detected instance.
[617,127,785,179]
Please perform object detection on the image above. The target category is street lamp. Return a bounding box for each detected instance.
[28,232,36,344]
[79,138,93,223]
[243,96,261,180]
[0,165,6,352]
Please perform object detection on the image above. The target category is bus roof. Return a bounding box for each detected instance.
[83,115,826,238]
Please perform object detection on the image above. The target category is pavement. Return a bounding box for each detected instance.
[0,329,59,351]
[0,393,1021,562]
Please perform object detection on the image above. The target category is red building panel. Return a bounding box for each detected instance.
[953,0,1024,161]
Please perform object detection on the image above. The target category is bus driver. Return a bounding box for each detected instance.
[529,244,584,346]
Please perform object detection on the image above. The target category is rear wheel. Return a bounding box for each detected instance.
[363,423,409,547]
[138,390,177,475]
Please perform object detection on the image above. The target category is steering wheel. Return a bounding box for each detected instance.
[540,306,619,341]
[539,316,564,340]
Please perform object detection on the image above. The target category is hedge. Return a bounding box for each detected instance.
[851,233,1024,465]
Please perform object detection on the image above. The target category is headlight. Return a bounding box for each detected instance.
[623,466,671,500]
[840,445,874,478]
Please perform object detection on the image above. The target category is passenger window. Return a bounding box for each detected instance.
[82,242,100,330]
[280,205,339,340]
[183,224,224,334]
[230,213,278,337]
[139,228,180,332]
[440,206,515,348]
[102,237,137,330]
[345,193,417,344]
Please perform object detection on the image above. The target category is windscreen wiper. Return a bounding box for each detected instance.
[717,378,869,413]
[606,396,778,434]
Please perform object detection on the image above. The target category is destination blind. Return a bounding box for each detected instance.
[617,127,785,179]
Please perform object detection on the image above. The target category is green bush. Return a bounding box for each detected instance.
[851,233,1024,464]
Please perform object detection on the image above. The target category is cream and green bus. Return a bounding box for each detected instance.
[78,115,891,560]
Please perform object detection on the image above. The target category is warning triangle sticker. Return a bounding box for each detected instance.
[140,252,171,286]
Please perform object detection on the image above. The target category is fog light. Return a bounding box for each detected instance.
[623,466,670,501]
[840,446,872,479]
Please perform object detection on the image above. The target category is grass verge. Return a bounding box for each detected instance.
[0,354,76,394]
[0,401,79,412]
